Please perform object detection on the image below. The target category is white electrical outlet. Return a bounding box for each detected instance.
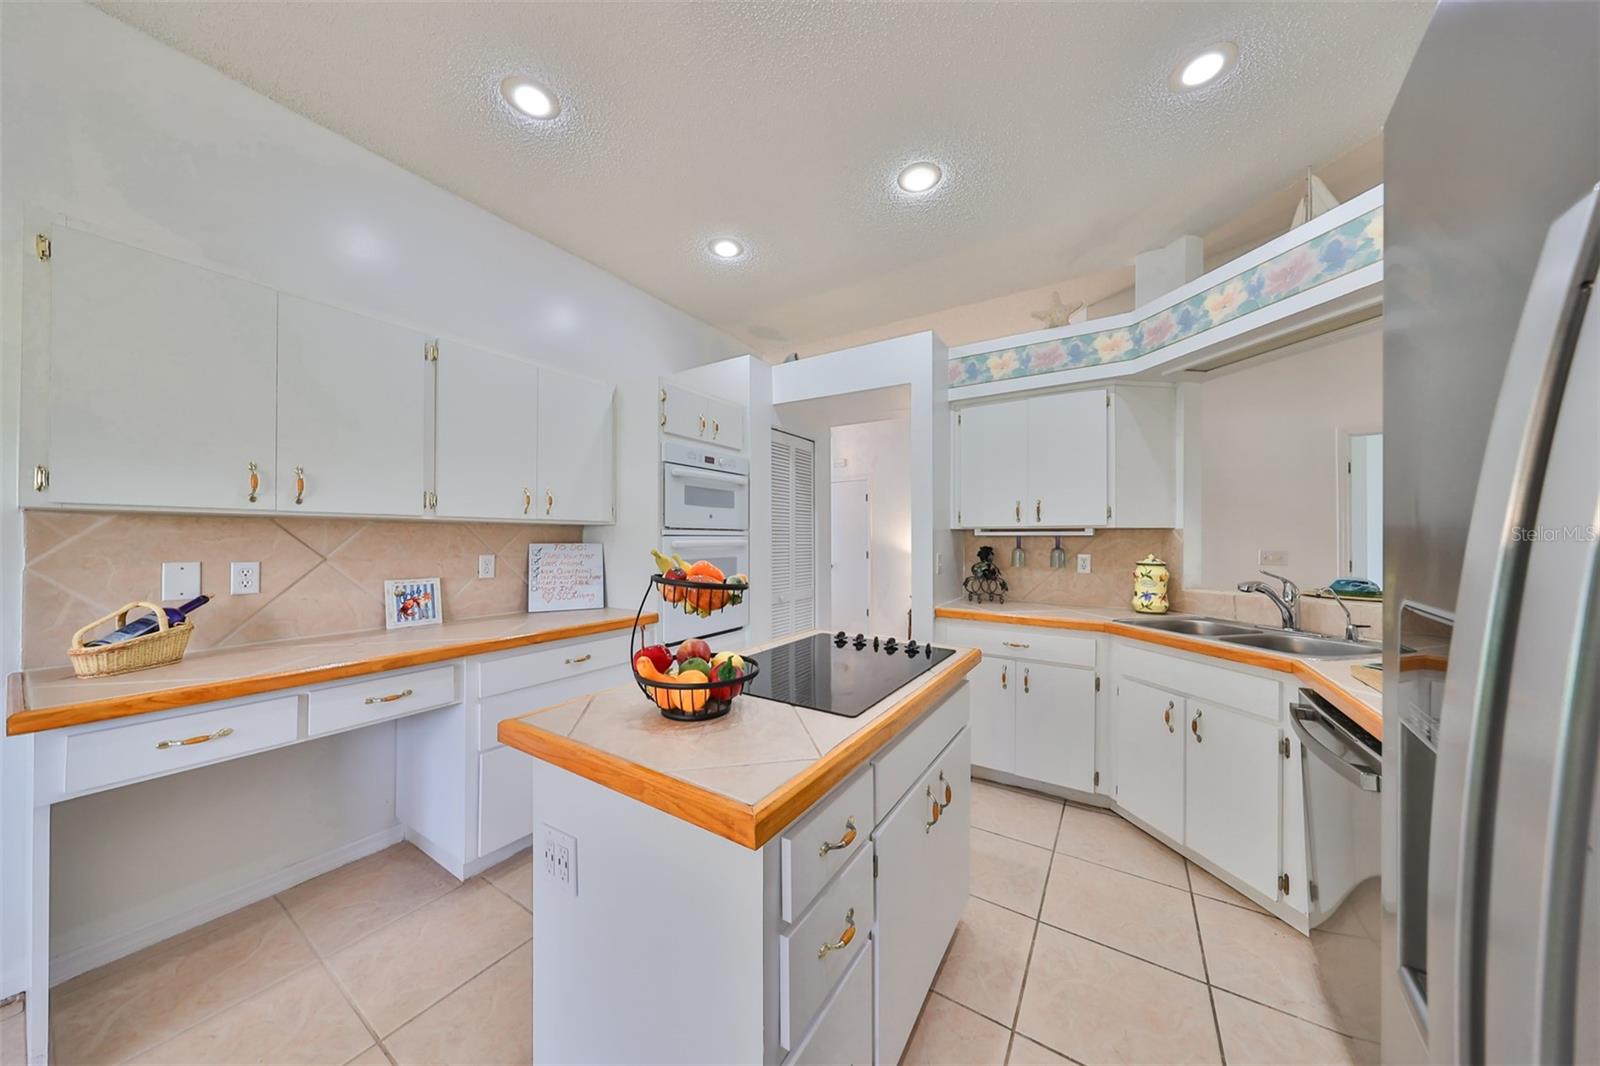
[229,562,260,595]
[478,554,496,579]
[1077,553,1092,574]
[542,824,577,897]
[1259,549,1290,567]
[161,561,200,601]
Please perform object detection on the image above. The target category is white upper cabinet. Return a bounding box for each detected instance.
[1027,389,1109,527]
[536,366,614,523]
[952,385,1174,528]
[276,296,427,516]
[660,382,746,451]
[435,340,540,520]
[41,228,277,511]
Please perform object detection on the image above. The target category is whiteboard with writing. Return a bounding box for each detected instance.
[527,543,606,612]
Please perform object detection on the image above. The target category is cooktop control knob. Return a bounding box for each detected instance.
[883,637,898,653]
[904,639,921,656]
[833,630,848,647]
[926,642,934,658]
[852,633,867,649]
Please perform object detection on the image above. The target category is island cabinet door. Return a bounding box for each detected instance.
[1113,677,1185,842]
[967,656,1015,773]
[874,728,971,1066]
[1013,661,1096,792]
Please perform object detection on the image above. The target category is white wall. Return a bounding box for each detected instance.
[830,420,913,636]
[1194,321,1382,590]
[0,1,741,996]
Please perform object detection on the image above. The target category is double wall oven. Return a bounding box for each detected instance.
[661,442,749,646]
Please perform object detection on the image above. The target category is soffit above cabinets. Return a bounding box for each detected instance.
[94,2,1430,356]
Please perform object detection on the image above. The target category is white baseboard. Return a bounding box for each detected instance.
[50,824,404,985]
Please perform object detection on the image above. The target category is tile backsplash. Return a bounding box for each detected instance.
[23,512,583,669]
[957,530,1184,610]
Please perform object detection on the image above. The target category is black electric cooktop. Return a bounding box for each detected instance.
[742,632,956,718]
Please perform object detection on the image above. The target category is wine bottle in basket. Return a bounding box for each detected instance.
[82,595,210,647]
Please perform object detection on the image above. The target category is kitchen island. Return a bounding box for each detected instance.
[497,634,981,1065]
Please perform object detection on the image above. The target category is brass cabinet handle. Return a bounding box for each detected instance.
[1001,640,1030,649]
[712,418,720,438]
[565,654,592,665]
[1015,500,1021,522]
[294,466,305,505]
[1023,667,1030,694]
[1036,499,1042,521]
[32,465,48,492]
[1191,708,1203,742]
[364,687,414,705]
[247,461,260,503]
[698,415,707,436]
[818,816,857,856]
[818,908,856,958]
[157,727,233,750]
[938,770,954,810]
[523,487,532,515]
[1164,701,1175,733]
[924,784,942,832]
[1000,665,1007,690]
[545,490,554,516]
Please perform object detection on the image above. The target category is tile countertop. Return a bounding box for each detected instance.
[497,632,983,849]
[935,600,1383,740]
[6,608,658,736]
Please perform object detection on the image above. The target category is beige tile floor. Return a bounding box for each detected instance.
[907,779,1380,1066]
[43,844,533,1066]
[23,778,1379,1066]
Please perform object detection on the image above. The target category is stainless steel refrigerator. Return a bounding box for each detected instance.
[1383,2,1600,1062]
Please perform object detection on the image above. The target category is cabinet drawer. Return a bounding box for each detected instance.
[64,696,300,795]
[1115,644,1282,721]
[477,633,630,698]
[307,665,457,737]
[779,844,874,1051]
[781,768,872,923]
[478,745,534,856]
[872,684,968,825]
[937,620,1096,668]
[783,942,872,1066]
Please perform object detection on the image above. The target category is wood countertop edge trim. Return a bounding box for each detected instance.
[934,606,1383,737]
[6,613,660,736]
[496,648,984,850]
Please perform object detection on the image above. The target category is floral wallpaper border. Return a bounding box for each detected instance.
[949,207,1384,387]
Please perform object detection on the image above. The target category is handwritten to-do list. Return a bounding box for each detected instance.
[527,543,606,612]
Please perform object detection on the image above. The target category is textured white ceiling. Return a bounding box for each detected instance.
[96,1,1431,355]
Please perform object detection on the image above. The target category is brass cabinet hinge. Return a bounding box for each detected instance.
[1279,736,1291,758]
[1278,873,1291,895]
[35,234,51,261]
[957,412,962,426]
[872,853,878,878]
[32,465,49,492]
[1106,505,1112,522]
[1094,675,1101,693]
[1093,770,1100,788]
[423,490,438,510]
[424,340,439,362]
[1105,393,1111,408]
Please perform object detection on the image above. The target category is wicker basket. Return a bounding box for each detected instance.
[68,601,193,678]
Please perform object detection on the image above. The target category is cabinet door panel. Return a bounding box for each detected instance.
[435,341,539,519]
[1113,677,1185,841]
[1184,702,1282,898]
[1014,661,1096,791]
[1027,389,1108,526]
[45,228,277,510]
[277,296,426,515]
[537,367,614,523]
[957,400,1029,526]
[659,381,706,442]
[705,396,745,450]
[478,745,534,855]
[966,656,1015,773]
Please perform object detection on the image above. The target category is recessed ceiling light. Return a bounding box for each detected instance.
[1172,43,1237,90]
[501,76,559,119]
[897,162,943,194]
[709,238,744,259]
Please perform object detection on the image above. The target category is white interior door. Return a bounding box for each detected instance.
[435,340,539,519]
[958,400,1029,526]
[830,479,871,634]
[276,295,427,516]
[1014,661,1097,791]
[1028,389,1108,526]
[771,431,817,638]
[537,366,614,523]
[44,227,277,510]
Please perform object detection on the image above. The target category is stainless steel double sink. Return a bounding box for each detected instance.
[1113,615,1380,658]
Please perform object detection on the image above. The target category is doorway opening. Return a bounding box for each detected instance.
[829,418,912,638]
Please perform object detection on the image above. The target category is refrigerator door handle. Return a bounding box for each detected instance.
[1433,187,1600,1065]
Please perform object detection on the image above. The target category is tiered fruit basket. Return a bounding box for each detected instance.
[630,571,758,722]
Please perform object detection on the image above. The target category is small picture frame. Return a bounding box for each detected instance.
[384,578,442,630]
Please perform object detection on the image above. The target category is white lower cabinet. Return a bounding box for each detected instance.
[1014,660,1096,791]
[1113,676,1186,842]
[967,656,1015,772]
[478,745,534,855]
[785,943,872,1066]
[1183,700,1282,899]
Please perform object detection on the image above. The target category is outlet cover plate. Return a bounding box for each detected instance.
[1259,549,1290,567]
[478,554,496,579]
[230,562,260,595]
[1077,554,1092,574]
[161,561,200,601]
[541,824,577,897]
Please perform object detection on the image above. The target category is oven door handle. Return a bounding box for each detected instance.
[1290,697,1381,791]
[664,464,749,487]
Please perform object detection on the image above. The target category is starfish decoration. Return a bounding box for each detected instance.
[1030,291,1083,329]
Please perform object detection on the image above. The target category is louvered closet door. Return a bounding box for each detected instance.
[770,430,817,638]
